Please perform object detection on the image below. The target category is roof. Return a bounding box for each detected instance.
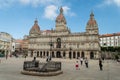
[100,32,120,37]
[29,19,40,34]
[15,39,23,43]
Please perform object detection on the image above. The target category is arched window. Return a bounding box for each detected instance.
[56,38,61,48]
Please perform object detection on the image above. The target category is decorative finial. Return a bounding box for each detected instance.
[60,7,63,14]
[34,18,38,24]
[90,11,94,20]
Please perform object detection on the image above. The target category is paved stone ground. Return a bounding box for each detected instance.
[0,57,120,80]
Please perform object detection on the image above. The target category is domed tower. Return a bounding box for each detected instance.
[55,7,68,31]
[86,12,99,34]
[29,19,40,36]
[86,12,101,58]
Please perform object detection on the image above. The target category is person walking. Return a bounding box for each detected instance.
[80,57,83,66]
[32,57,36,62]
[6,53,8,60]
[99,58,103,71]
[75,61,80,70]
[84,57,88,68]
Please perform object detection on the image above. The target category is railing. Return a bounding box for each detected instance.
[23,61,61,72]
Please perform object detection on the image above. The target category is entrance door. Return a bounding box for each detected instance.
[81,52,85,58]
[90,52,94,59]
[63,52,66,58]
[47,51,49,56]
[37,51,39,57]
[69,52,72,59]
[52,52,54,58]
[77,52,80,59]
[73,52,76,58]
[40,52,42,58]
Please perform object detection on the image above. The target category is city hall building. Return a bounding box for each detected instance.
[28,7,101,59]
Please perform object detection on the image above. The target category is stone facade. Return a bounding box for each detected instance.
[0,32,12,56]
[28,7,101,59]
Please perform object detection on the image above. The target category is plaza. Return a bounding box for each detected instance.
[0,57,120,80]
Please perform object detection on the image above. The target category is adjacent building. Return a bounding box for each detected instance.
[28,7,101,59]
[100,33,120,47]
[0,32,13,56]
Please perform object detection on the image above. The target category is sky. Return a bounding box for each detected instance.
[0,0,120,39]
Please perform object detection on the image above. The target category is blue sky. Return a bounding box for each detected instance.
[0,0,120,39]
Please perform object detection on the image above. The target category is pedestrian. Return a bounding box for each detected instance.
[84,57,88,68]
[32,57,36,62]
[75,61,80,70]
[49,56,52,61]
[99,58,103,71]
[46,56,49,62]
[80,57,83,66]
[6,53,8,60]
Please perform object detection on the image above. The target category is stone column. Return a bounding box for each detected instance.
[33,51,37,57]
[86,51,89,59]
[54,51,56,58]
[66,51,69,58]
[61,51,63,58]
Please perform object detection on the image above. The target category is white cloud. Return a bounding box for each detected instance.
[98,0,120,7]
[62,6,70,14]
[0,0,76,20]
[43,5,76,20]
[19,0,62,7]
[114,0,120,7]
[63,6,76,16]
[44,5,58,20]
[0,0,62,8]
[0,0,16,8]
[19,0,30,5]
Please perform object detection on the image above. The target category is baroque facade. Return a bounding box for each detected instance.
[28,7,101,59]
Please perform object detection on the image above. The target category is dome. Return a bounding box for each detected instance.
[87,12,97,26]
[29,19,40,34]
[56,7,66,24]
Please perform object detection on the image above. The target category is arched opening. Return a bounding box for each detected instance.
[73,52,76,58]
[69,52,72,59]
[56,38,61,48]
[52,51,54,58]
[77,52,80,59]
[90,52,94,59]
[63,51,66,58]
[43,51,45,57]
[47,51,49,56]
[40,51,42,58]
[37,51,39,57]
[56,51,61,58]
[81,52,85,58]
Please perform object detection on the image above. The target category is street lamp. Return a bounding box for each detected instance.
[49,38,53,60]
[69,47,72,59]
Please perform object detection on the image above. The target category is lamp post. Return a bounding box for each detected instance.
[69,47,72,59]
[49,37,53,61]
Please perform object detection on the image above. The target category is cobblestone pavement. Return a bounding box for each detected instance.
[0,57,120,80]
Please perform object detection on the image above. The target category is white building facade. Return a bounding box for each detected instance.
[100,33,120,47]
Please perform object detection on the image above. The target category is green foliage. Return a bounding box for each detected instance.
[101,46,120,52]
